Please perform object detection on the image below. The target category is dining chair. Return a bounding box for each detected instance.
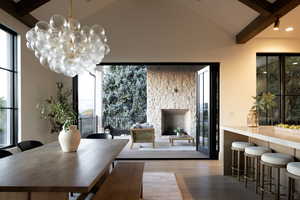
[0,149,12,159]
[86,133,108,139]
[17,140,43,152]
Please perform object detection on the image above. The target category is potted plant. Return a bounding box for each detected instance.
[248,92,276,127]
[37,82,80,152]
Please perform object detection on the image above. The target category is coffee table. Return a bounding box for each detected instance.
[169,135,195,146]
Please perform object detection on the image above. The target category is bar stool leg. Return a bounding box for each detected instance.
[256,157,260,194]
[276,168,280,200]
[288,177,292,200]
[232,150,235,176]
[244,155,248,188]
[261,163,265,200]
[292,178,295,200]
[238,151,241,181]
[269,166,273,192]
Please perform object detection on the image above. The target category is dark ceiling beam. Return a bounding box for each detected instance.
[0,0,38,28]
[238,0,273,15]
[236,0,300,44]
[16,0,50,16]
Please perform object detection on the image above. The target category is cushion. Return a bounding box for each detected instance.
[287,162,300,177]
[231,141,253,151]
[261,153,293,166]
[245,146,271,156]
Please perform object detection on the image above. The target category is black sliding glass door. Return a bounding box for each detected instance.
[196,64,219,159]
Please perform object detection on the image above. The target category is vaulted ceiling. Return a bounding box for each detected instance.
[2,0,300,43]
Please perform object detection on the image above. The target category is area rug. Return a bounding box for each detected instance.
[143,172,183,200]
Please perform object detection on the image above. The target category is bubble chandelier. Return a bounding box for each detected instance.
[25,0,110,77]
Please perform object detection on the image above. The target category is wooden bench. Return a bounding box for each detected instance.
[93,162,145,200]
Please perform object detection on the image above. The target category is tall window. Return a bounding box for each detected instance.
[0,25,18,148]
[77,71,97,136]
[257,53,300,124]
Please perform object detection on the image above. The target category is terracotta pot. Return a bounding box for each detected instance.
[58,125,81,152]
[247,109,258,127]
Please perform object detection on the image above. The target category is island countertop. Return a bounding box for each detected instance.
[221,126,300,150]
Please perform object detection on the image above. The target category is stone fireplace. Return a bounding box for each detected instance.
[161,109,190,135]
[147,66,196,138]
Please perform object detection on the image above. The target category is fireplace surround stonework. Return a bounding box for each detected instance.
[147,67,196,138]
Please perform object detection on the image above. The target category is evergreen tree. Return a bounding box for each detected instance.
[102,65,147,129]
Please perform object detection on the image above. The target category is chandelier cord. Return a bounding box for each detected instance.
[69,0,73,18]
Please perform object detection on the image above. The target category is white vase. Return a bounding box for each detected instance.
[58,125,81,152]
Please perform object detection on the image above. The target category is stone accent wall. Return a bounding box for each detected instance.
[147,67,196,138]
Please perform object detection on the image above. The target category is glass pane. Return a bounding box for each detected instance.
[0,69,12,107]
[0,109,12,147]
[203,70,209,149]
[198,72,203,144]
[78,72,95,117]
[256,56,267,95]
[267,56,280,95]
[285,56,300,95]
[0,29,13,70]
[78,72,96,135]
[285,96,300,123]
[267,96,280,124]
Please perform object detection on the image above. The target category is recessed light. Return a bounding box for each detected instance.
[285,27,294,32]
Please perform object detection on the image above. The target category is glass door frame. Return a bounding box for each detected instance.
[196,63,220,159]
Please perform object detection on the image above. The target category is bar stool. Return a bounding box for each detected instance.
[260,153,293,200]
[244,146,271,193]
[286,162,300,200]
[231,141,253,181]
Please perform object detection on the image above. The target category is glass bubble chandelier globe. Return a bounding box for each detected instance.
[25,0,110,77]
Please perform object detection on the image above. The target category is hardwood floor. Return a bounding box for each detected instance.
[141,160,261,200]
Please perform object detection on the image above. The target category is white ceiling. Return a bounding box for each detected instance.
[31,0,300,39]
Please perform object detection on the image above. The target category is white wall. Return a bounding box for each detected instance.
[82,0,300,127]
[0,10,71,144]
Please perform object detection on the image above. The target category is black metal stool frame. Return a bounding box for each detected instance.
[286,171,300,200]
[231,147,245,181]
[260,160,286,200]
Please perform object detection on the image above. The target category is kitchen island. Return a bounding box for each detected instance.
[221,126,300,175]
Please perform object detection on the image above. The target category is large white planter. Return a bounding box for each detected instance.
[58,125,81,152]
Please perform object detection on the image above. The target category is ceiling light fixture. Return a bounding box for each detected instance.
[25,0,110,77]
[285,27,294,32]
[273,17,280,31]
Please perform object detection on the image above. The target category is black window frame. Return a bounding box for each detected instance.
[257,53,300,125]
[0,24,18,149]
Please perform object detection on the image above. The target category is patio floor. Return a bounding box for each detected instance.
[116,136,208,159]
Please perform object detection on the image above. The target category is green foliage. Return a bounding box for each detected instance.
[252,92,277,112]
[37,82,76,133]
[0,97,5,133]
[103,65,147,129]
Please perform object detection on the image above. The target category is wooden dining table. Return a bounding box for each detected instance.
[0,139,128,200]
